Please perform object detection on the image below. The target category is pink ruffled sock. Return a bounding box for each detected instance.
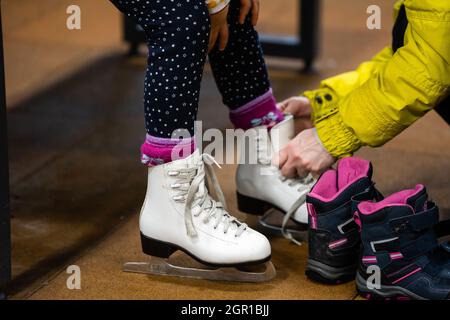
[229,89,284,130]
[141,135,196,167]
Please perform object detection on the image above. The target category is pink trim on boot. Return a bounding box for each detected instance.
[358,184,424,216]
[229,89,284,130]
[328,238,348,249]
[141,134,196,166]
[309,157,371,202]
[307,203,318,229]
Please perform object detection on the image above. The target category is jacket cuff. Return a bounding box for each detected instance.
[303,88,339,124]
[314,105,362,158]
[206,0,230,14]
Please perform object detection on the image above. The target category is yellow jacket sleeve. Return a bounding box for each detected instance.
[320,46,393,97]
[303,47,393,126]
[309,0,450,158]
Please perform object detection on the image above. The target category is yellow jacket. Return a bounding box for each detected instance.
[304,0,450,158]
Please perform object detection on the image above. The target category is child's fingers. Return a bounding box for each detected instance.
[251,0,259,26]
[239,0,251,24]
[218,25,229,51]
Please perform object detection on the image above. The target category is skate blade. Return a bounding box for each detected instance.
[123,256,276,283]
[259,209,308,241]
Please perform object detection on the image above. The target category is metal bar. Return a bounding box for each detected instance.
[246,0,321,69]
[300,0,321,70]
[260,0,303,59]
[259,35,302,59]
[0,0,12,293]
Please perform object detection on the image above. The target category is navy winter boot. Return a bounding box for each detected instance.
[305,157,381,284]
[355,185,450,300]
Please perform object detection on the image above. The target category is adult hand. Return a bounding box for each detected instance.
[277,96,314,133]
[274,128,336,178]
[209,5,230,52]
[239,0,260,26]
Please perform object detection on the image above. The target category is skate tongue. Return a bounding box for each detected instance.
[187,149,202,166]
[270,114,294,153]
[406,184,428,213]
[168,149,202,169]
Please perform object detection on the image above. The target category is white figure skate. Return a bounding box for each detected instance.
[123,150,276,282]
[236,114,316,243]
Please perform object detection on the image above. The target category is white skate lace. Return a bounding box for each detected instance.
[169,154,247,238]
[280,173,315,245]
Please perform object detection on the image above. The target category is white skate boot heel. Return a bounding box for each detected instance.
[123,150,276,283]
[236,114,316,243]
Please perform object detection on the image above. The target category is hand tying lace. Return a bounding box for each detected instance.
[169,154,247,238]
[255,130,316,245]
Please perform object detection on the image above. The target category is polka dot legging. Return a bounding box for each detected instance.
[111,0,271,138]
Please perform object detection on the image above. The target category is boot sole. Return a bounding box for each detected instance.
[355,271,426,300]
[305,259,356,285]
[140,232,272,268]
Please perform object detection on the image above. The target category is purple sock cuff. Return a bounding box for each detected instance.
[229,89,284,130]
[141,135,196,166]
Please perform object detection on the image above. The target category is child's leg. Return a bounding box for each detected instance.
[208,0,284,130]
[110,0,210,165]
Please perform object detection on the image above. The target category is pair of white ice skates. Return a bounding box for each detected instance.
[124,115,315,282]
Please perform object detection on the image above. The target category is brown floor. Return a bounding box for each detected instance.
[3,0,123,107]
[4,0,449,300]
